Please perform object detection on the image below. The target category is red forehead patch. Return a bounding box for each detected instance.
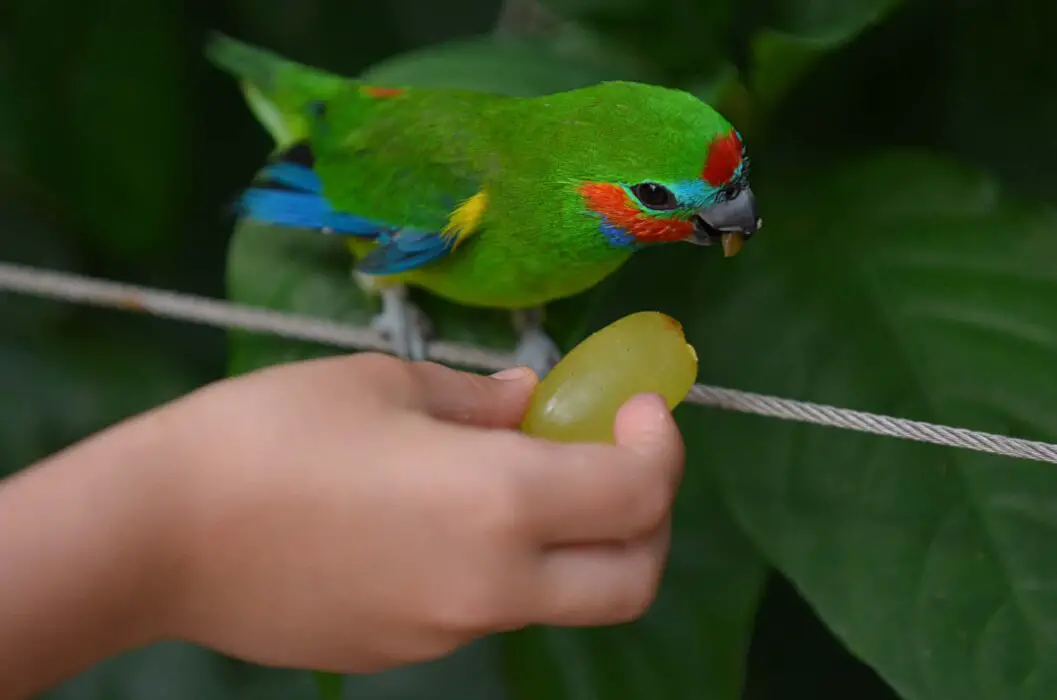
[360,86,406,99]
[701,130,742,186]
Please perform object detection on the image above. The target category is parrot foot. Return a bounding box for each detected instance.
[512,308,562,378]
[514,330,562,378]
[371,285,432,362]
[351,269,388,295]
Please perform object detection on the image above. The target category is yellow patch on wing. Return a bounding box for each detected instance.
[345,238,377,260]
[441,190,488,249]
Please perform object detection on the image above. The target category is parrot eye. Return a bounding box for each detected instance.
[630,183,679,211]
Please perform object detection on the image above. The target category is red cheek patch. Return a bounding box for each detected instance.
[701,130,742,186]
[579,183,694,243]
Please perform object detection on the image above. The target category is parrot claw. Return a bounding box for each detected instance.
[371,286,432,362]
[512,308,562,378]
[513,329,562,378]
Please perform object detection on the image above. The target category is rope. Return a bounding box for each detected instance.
[3,260,1057,465]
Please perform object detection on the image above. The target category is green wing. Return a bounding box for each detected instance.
[308,86,501,233]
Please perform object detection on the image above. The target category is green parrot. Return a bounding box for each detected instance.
[207,34,761,375]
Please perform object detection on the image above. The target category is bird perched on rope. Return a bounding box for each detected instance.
[206,33,761,376]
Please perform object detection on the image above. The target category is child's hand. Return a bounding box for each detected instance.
[0,352,684,696]
[165,353,684,673]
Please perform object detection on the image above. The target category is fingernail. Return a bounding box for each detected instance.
[620,393,674,432]
[491,366,535,381]
[634,392,671,418]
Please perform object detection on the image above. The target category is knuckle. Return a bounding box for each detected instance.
[356,353,418,398]
[612,555,663,621]
[627,476,673,532]
[424,468,528,633]
[472,467,528,543]
[352,352,407,383]
[353,351,405,373]
[426,570,510,634]
[466,377,503,415]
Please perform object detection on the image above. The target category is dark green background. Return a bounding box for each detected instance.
[4,0,1057,699]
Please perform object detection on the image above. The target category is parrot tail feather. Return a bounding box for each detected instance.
[205,32,344,96]
[205,33,347,148]
[238,143,388,237]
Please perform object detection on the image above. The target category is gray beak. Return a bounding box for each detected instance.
[690,187,762,257]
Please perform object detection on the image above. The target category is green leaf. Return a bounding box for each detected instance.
[743,575,900,700]
[337,640,510,700]
[225,0,406,76]
[226,224,769,700]
[539,0,646,16]
[383,0,499,46]
[540,0,732,83]
[0,330,197,476]
[0,33,16,168]
[38,642,315,700]
[10,0,190,260]
[360,34,654,94]
[314,671,342,700]
[939,0,1057,205]
[0,196,82,335]
[227,188,770,700]
[649,151,1057,699]
[225,218,518,697]
[747,0,904,111]
[226,37,768,700]
[40,639,508,700]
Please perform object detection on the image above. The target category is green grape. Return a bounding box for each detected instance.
[520,311,698,443]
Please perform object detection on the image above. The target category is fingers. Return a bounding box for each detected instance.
[515,394,684,545]
[504,394,681,626]
[528,525,672,627]
[421,392,683,633]
[613,393,686,483]
[405,362,538,428]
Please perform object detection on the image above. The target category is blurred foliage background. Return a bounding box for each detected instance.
[4,0,1057,699]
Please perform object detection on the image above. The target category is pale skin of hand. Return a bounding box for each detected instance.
[0,353,685,699]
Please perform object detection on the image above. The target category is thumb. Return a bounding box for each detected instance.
[613,393,685,490]
[407,361,539,428]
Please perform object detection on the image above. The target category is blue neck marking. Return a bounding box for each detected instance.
[599,219,639,248]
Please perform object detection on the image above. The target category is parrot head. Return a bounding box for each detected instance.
[526,81,761,257]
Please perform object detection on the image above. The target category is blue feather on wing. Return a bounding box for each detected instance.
[356,228,456,274]
[239,157,460,276]
[239,161,386,236]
